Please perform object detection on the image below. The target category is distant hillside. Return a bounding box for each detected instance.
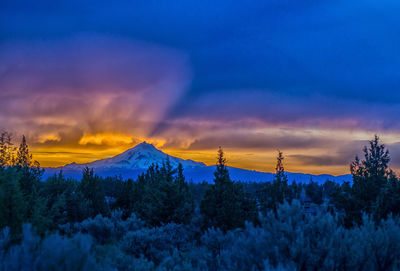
[44,142,352,184]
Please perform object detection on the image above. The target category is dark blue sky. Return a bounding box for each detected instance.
[1,0,400,173]
[3,1,400,101]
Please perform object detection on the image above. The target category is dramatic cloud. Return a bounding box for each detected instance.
[0,35,191,165]
[1,1,400,173]
[159,90,400,133]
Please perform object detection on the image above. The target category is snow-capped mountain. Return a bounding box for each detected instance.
[44,141,352,184]
[63,141,206,171]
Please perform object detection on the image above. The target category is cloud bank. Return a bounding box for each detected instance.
[0,35,191,165]
[1,1,400,173]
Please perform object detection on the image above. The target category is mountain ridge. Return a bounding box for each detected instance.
[44,141,352,184]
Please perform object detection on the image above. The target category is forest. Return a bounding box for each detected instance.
[1,132,400,270]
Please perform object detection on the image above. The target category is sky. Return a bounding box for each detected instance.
[1,0,400,175]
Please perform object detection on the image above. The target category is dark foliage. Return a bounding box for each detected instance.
[132,160,195,226]
[200,147,259,231]
[1,134,400,270]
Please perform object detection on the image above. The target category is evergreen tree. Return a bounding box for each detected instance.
[30,192,51,237]
[40,171,74,228]
[172,163,194,224]
[275,150,288,183]
[15,135,43,194]
[14,136,44,222]
[79,167,109,218]
[16,135,31,168]
[0,168,26,239]
[349,135,398,224]
[373,170,400,220]
[65,189,91,223]
[261,151,289,214]
[0,131,14,167]
[160,157,175,183]
[200,147,258,231]
[214,147,230,185]
[115,178,136,219]
[176,163,185,186]
[305,180,323,205]
[133,162,194,226]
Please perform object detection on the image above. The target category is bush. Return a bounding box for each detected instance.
[121,223,192,265]
[0,224,100,271]
[59,212,145,245]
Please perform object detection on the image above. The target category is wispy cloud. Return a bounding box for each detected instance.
[0,35,191,165]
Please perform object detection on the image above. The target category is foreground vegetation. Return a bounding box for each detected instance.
[1,132,400,270]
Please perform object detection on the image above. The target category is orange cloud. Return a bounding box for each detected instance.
[79,133,134,146]
[0,35,193,167]
[38,133,62,143]
[2,36,399,175]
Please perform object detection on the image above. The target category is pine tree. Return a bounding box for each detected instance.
[0,131,14,167]
[161,157,176,183]
[176,163,185,187]
[374,170,400,220]
[349,135,398,224]
[115,178,136,219]
[65,189,91,223]
[14,136,44,222]
[16,135,31,168]
[40,171,72,229]
[0,168,26,239]
[201,147,258,231]
[261,151,289,214]
[274,150,288,183]
[15,136,43,192]
[172,163,194,224]
[133,162,194,226]
[30,191,51,237]
[214,147,230,185]
[79,167,109,217]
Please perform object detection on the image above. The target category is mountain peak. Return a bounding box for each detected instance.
[62,140,206,171]
[132,141,157,151]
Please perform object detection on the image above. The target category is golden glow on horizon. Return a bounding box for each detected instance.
[32,145,129,167]
[28,128,400,175]
[32,145,352,175]
[164,149,350,176]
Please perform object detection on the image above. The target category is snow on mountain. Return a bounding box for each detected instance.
[45,141,352,184]
[62,141,206,171]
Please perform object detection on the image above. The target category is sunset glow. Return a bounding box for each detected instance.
[2,1,400,175]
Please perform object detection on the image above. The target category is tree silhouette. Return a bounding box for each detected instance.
[261,151,289,214]
[0,131,14,167]
[201,147,258,231]
[349,135,399,224]
[79,167,109,218]
[132,162,194,226]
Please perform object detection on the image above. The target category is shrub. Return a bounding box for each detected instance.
[0,224,100,271]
